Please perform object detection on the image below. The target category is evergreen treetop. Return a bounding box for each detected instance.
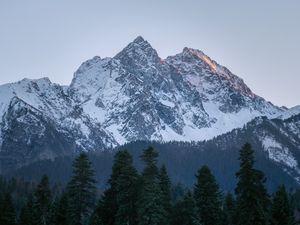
[67,153,96,225]
[137,147,168,225]
[0,192,16,225]
[271,185,295,225]
[194,165,222,225]
[171,191,201,225]
[235,143,269,225]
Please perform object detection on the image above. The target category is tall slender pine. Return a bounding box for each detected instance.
[50,192,69,225]
[270,185,295,225]
[90,150,139,225]
[158,165,172,224]
[67,153,96,225]
[223,193,236,225]
[113,150,139,225]
[33,175,52,225]
[235,143,269,225]
[171,191,201,225]
[137,147,167,225]
[0,193,16,225]
[194,165,222,225]
[19,194,34,225]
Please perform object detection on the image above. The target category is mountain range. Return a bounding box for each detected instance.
[0,36,299,190]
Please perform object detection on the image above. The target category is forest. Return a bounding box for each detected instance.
[0,143,299,225]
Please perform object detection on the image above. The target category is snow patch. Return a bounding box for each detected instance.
[262,136,298,169]
[159,99,175,108]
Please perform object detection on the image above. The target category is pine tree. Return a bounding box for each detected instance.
[194,165,222,225]
[270,185,295,225]
[50,192,69,225]
[95,189,116,225]
[32,175,52,225]
[89,200,104,225]
[171,191,201,225]
[67,153,96,225]
[113,150,139,225]
[137,146,167,225]
[92,150,139,225]
[158,165,172,224]
[235,143,269,225]
[0,193,17,225]
[223,193,235,225]
[19,194,34,225]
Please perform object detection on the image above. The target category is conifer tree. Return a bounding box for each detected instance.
[270,185,295,225]
[19,194,34,225]
[0,193,16,225]
[235,143,269,225]
[50,192,69,225]
[33,175,52,225]
[67,153,96,225]
[159,165,172,224]
[113,150,139,225]
[89,200,104,225]
[137,147,167,225]
[95,189,116,225]
[223,193,235,225]
[171,191,201,225]
[194,165,222,225]
[92,150,139,225]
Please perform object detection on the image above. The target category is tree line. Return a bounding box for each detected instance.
[0,143,298,225]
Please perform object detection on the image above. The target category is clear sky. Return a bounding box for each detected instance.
[0,0,299,107]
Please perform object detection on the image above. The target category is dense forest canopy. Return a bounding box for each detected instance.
[0,143,299,225]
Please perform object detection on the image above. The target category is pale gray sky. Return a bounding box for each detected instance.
[0,0,299,107]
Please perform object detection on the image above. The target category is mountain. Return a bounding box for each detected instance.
[0,36,298,174]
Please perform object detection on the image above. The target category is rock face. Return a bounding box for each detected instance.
[0,36,297,172]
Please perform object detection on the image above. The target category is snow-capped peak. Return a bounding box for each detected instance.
[115,36,161,65]
[132,35,147,44]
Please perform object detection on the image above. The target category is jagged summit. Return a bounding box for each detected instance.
[132,35,146,44]
[115,36,160,65]
[19,77,52,83]
[181,47,220,71]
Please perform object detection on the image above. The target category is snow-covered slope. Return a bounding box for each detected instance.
[0,36,289,162]
[0,78,117,156]
[0,77,71,120]
[277,105,300,120]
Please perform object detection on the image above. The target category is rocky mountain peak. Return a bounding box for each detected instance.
[114,36,160,66]
[132,35,146,44]
[182,47,219,71]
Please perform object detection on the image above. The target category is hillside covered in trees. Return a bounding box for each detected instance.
[0,143,299,225]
